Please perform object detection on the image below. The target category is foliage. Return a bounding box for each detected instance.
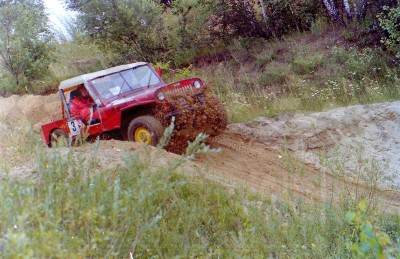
[259,0,323,37]
[64,0,214,67]
[346,200,394,258]
[0,129,399,257]
[199,31,400,122]
[162,0,212,66]
[207,0,322,41]
[378,3,400,58]
[65,0,166,64]
[208,0,266,41]
[49,39,115,82]
[0,0,55,91]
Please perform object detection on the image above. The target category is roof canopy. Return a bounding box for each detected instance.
[59,62,148,90]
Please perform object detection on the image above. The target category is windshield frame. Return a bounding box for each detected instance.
[88,64,162,103]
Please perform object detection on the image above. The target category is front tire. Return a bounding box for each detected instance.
[127,116,164,146]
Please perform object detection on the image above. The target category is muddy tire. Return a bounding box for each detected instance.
[50,129,68,147]
[127,116,164,146]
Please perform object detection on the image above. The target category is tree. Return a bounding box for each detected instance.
[378,3,400,58]
[162,0,213,65]
[208,0,266,41]
[64,0,167,64]
[322,0,371,26]
[0,0,54,88]
[254,0,321,38]
[322,0,346,26]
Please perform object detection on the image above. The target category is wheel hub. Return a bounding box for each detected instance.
[134,127,152,144]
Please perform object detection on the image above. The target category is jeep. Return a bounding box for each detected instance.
[41,62,227,150]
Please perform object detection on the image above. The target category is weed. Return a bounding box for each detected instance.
[292,53,324,75]
[200,30,400,123]
[346,200,394,258]
[0,126,398,257]
[319,143,397,210]
[312,177,322,188]
[262,62,291,86]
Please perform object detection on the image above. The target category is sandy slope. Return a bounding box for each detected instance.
[0,94,399,211]
[228,101,400,187]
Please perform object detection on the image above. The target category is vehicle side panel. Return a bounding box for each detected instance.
[98,106,121,131]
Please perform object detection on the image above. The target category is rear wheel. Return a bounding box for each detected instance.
[50,129,68,147]
[127,116,164,146]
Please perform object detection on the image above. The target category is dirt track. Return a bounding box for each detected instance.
[202,132,400,211]
[0,94,399,211]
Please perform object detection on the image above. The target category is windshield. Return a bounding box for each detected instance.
[90,65,161,99]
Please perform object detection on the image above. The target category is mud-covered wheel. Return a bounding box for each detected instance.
[50,129,68,147]
[204,96,228,137]
[127,116,164,146]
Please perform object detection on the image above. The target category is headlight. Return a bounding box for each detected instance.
[193,80,201,89]
[157,91,165,101]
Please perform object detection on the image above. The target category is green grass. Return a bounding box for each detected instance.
[199,29,400,123]
[0,129,399,257]
[1,27,399,257]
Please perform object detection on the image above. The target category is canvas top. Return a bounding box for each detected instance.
[59,62,148,90]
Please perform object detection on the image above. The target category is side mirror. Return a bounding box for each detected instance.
[157,66,163,78]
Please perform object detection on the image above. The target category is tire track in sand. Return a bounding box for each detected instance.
[195,131,400,211]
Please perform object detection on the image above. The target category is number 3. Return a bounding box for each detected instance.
[71,121,76,132]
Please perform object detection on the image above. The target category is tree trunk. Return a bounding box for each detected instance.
[322,0,345,26]
[358,0,367,21]
[343,0,352,22]
[353,2,359,21]
[259,0,271,37]
[240,0,266,37]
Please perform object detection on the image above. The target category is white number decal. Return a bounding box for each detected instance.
[68,120,81,136]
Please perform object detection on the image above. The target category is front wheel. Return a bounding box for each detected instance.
[127,116,164,146]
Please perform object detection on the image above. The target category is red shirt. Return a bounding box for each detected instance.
[70,97,100,122]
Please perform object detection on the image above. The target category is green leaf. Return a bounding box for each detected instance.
[358,200,368,212]
[346,211,356,223]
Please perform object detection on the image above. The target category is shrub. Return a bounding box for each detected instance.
[378,4,400,58]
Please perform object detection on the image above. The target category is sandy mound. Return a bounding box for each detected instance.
[229,101,400,186]
[0,93,60,127]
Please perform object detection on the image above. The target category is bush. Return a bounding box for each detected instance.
[378,4,400,58]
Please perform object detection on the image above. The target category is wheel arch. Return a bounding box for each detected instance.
[120,103,157,137]
[49,128,69,147]
[41,119,69,146]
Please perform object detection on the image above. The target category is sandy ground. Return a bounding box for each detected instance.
[228,102,400,187]
[0,94,399,211]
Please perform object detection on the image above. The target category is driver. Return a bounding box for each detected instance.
[70,84,100,124]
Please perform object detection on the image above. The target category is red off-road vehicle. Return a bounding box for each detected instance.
[41,62,227,150]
